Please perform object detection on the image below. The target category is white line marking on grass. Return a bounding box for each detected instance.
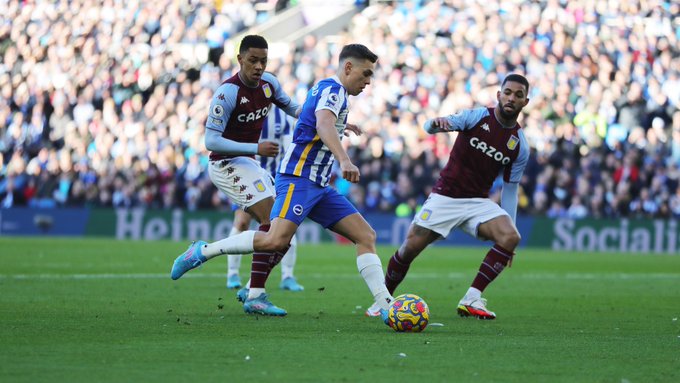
[515,272,680,280]
[1,272,679,280]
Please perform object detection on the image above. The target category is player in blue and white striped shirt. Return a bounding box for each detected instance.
[226,106,304,292]
[277,77,349,186]
[187,44,395,318]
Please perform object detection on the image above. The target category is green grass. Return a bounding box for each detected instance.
[0,237,679,383]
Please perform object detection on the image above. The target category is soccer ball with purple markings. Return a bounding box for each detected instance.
[387,294,430,332]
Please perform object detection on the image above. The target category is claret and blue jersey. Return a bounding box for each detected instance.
[205,71,298,161]
[429,107,530,199]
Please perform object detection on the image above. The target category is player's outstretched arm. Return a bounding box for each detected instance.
[424,117,453,133]
[316,109,360,183]
[424,108,490,134]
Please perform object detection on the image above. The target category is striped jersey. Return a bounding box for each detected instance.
[206,71,298,161]
[279,76,349,187]
[257,106,295,177]
[431,107,529,198]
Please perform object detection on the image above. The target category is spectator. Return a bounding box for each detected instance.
[0,0,677,221]
[567,196,588,219]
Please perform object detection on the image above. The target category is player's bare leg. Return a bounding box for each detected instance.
[330,213,394,315]
[387,224,439,294]
[458,215,521,320]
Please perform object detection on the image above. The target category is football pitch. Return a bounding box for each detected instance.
[0,237,678,383]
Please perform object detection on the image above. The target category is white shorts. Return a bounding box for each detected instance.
[412,193,509,239]
[208,157,275,209]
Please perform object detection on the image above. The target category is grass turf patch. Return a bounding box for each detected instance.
[0,237,678,382]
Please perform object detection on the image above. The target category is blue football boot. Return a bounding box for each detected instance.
[226,274,242,289]
[380,308,390,326]
[366,303,391,327]
[171,241,207,280]
[236,287,249,303]
[243,293,287,316]
[279,276,304,292]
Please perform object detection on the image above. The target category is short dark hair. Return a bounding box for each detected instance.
[239,35,268,53]
[502,73,529,93]
[339,44,378,64]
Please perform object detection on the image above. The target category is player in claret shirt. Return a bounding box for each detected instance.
[369,73,531,320]
[170,35,300,316]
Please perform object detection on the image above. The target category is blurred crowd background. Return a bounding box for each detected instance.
[1,0,679,220]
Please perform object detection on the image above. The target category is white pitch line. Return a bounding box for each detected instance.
[0,272,679,280]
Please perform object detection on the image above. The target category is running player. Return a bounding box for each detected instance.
[171,44,394,318]
[170,35,300,315]
[372,73,531,320]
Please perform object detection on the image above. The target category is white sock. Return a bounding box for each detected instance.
[248,287,265,300]
[357,253,393,310]
[202,231,255,259]
[227,226,243,276]
[464,287,482,301]
[280,234,297,280]
[227,255,242,277]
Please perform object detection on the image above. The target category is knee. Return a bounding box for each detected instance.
[367,227,377,244]
[499,229,521,250]
[359,226,377,246]
[246,200,273,225]
[266,235,291,253]
[234,219,250,231]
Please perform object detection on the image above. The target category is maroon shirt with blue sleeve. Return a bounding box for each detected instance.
[430,107,529,199]
[206,71,299,161]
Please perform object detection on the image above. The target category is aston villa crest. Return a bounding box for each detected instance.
[262,84,272,98]
[507,135,519,150]
[253,179,266,192]
[419,209,432,221]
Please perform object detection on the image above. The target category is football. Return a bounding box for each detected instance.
[387,293,430,332]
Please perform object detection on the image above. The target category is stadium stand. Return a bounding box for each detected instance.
[0,0,678,219]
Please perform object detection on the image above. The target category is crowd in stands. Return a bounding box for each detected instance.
[1,0,679,220]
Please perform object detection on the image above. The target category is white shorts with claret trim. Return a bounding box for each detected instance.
[208,157,275,209]
[412,193,509,239]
